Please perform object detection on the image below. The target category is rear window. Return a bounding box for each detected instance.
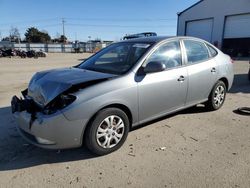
[183,40,210,64]
[206,44,218,57]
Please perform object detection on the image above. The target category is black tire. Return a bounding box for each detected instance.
[84,108,129,155]
[206,80,227,111]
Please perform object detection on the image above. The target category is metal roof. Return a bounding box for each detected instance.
[177,0,204,16]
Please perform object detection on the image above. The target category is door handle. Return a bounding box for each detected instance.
[178,75,185,82]
[211,67,216,72]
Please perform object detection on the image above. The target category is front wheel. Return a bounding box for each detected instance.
[206,81,227,111]
[84,108,129,155]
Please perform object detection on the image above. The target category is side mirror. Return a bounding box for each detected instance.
[143,61,166,73]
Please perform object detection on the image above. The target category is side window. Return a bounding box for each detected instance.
[145,41,182,69]
[183,40,209,64]
[206,44,218,57]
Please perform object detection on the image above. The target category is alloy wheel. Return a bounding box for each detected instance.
[96,115,125,149]
[213,85,225,107]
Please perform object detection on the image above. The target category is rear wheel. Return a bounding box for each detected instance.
[84,108,129,155]
[206,81,226,111]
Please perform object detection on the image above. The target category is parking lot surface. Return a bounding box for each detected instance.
[0,54,249,188]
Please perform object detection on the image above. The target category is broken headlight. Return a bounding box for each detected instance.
[43,94,76,115]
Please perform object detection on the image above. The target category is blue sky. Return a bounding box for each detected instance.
[0,0,198,41]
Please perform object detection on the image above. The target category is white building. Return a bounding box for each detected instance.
[177,0,250,57]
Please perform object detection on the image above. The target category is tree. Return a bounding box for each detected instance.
[9,27,20,42]
[2,37,11,41]
[52,35,67,43]
[24,27,51,43]
[59,35,67,43]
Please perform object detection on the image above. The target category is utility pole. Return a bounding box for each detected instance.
[88,36,92,52]
[62,18,66,52]
[62,18,66,43]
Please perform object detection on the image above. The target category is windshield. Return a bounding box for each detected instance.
[78,42,152,75]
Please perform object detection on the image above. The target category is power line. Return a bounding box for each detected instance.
[0,18,177,40]
[0,18,60,26]
[66,17,177,22]
[0,17,177,26]
[0,17,177,35]
[66,23,176,28]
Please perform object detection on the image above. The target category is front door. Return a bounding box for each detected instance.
[137,40,188,123]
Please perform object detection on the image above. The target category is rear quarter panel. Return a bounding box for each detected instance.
[215,52,234,90]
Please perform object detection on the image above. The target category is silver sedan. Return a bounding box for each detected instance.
[12,36,234,155]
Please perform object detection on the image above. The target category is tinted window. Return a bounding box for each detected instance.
[145,41,182,69]
[183,40,209,64]
[207,44,218,57]
[78,42,152,74]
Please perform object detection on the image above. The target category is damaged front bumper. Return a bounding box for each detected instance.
[11,95,87,149]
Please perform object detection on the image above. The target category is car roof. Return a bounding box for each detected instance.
[120,36,174,43]
[119,36,206,44]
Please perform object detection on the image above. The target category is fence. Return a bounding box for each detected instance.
[0,41,113,53]
[0,42,73,53]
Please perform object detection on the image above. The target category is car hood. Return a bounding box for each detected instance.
[28,67,116,106]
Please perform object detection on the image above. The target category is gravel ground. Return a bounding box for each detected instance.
[0,54,249,188]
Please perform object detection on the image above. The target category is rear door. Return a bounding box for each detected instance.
[182,39,218,105]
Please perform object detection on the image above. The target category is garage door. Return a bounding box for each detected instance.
[185,19,213,42]
[224,14,250,38]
